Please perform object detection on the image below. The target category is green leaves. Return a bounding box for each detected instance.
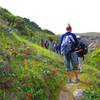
[85,49,100,69]
[84,87,100,100]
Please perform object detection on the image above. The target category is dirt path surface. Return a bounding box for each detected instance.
[58,83,78,100]
[59,90,70,100]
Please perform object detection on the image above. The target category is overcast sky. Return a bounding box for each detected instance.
[0,0,100,34]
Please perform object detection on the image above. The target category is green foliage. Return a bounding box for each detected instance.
[0,6,57,46]
[84,87,100,100]
[43,29,55,35]
[0,31,65,100]
[24,18,41,30]
[74,49,100,100]
[85,49,100,69]
[1,6,100,100]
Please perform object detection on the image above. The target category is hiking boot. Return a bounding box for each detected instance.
[75,79,80,83]
[67,79,72,83]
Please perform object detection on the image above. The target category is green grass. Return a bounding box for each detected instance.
[73,49,100,100]
[0,32,65,100]
[0,31,100,100]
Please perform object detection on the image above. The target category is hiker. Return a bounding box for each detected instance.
[53,41,58,52]
[58,24,80,83]
[45,40,49,49]
[75,35,88,73]
[40,39,45,48]
[56,43,61,54]
[48,39,54,51]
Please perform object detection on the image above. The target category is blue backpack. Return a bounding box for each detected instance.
[61,35,75,55]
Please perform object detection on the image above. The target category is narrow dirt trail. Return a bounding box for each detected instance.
[58,83,78,100]
[59,90,70,100]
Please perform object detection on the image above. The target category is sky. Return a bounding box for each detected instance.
[0,0,100,34]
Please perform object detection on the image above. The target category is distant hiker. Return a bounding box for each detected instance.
[40,39,45,48]
[56,43,61,54]
[58,24,80,83]
[45,40,49,49]
[75,35,88,73]
[52,41,58,52]
[48,39,54,51]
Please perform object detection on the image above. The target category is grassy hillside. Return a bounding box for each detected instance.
[0,31,100,100]
[0,32,66,100]
[85,49,100,70]
[83,49,100,99]
[0,6,58,45]
[0,6,64,99]
[0,6,100,100]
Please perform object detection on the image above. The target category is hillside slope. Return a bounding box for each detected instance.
[0,6,57,45]
[0,31,66,100]
[0,6,64,100]
[0,6,100,100]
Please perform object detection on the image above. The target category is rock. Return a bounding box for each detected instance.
[73,89,84,100]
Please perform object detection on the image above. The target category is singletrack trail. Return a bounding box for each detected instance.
[58,83,76,100]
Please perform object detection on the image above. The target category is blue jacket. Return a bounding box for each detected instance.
[58,32,78,51]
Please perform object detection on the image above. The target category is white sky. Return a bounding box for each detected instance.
[0,0,100,34]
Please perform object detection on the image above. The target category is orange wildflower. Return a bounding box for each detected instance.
[25,93,32,100]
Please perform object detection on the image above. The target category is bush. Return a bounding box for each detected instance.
[84,87,100,100]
